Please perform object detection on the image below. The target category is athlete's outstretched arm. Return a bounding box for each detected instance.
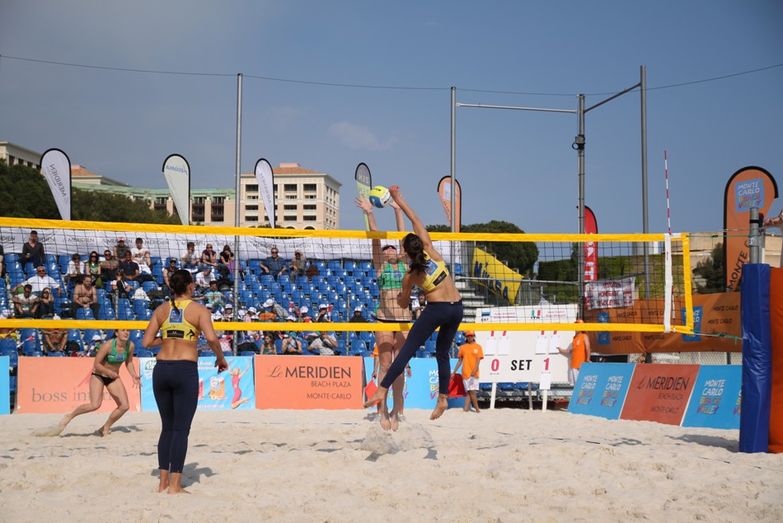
[355,196,382,269]
[389,185,440,258]
[390,199,406,253]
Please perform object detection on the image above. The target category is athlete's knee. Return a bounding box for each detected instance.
[117,402,129,413]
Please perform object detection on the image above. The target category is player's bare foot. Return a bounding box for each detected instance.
[363,386,388,409]
[430,394,448,420]
[379,404,391,431]
[389,410,400,431]
[167,487,190,495]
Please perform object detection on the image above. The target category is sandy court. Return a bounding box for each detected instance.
[0,408,781,522]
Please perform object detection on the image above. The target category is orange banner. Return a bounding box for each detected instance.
[16,357,141,414]
[770,268,783,453]
[723,166,778,291]
[586,293,741,354]
[621,364,699,425]
[254,355,362,409]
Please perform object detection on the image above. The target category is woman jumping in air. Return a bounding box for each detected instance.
[363,186,463,425]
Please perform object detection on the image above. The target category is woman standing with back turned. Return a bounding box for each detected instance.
[363,185,463,425]
[143,269,228,494]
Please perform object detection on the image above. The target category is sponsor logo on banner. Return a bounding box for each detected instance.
[584,206,598,282]
[568,363,635,419]
[16,357,141,414]
[585,277,635,309]
[682,366,742,429]
[723,166,778,291]
[436,176,462,232]
[0,356,9,415]
[355,163,373,230]
[139,357,255,412]
[162,154,191,225]
[254,159,276,228]
[681,306,703,342]
[40,148,71,220]
[255,355,362,409]
[471,246,523,302]
[475,305,575,384]
[620,364,699,425]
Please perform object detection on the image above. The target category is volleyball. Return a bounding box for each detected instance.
[368,185,391,208]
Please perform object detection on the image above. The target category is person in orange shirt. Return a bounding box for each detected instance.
[557,319,591,386]
[453,331,484,413]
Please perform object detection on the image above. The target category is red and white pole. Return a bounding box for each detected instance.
[664,150,672,235]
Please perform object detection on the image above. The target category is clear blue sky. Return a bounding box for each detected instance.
[1,1,781,233]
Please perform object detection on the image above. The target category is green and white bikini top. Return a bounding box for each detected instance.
[377,261,407,291]
[106,338,130,364]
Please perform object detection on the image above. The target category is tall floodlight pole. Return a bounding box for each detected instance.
[450,86,457,274]
[232,73,243,351]
[576,94,586,318]
[640,66,651,302]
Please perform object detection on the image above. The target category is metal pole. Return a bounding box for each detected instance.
[450,86,457,275]
[232,73,243,353]
[749,207,761,263]
[641,66,651,299]
[576,94,585,319]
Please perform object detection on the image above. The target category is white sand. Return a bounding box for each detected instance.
[0,408,781,522]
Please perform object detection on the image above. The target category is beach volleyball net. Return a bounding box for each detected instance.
[0,217,693,345]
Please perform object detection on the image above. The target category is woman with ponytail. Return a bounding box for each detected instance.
[143,269,228,494]
[363,185,463,425]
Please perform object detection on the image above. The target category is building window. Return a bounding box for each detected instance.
[154,197,168,213]
[284,204,297,211]
[304,204,316,211]
[211,196,225,222]
[245,216,258,222]
[284,184,297,192]
[286,194,298,200]
[303,215,317,221]
[245,205,258,211]
[284,215,297,222]
[192,196,206,222]
[304,194,316,200]
[303,183,317,191]
[246,184,258,193]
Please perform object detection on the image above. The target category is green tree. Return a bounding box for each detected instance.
[693,243,725,294]
[0,161,178,224]
[427,220,539,275]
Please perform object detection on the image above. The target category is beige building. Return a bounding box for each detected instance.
[0,141,42,170]
[69,161,341,229]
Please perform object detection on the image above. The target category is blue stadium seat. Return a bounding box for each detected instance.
[424,339,436,353]
[239,350,257,357]
[142,281,158,293]
[343,260,357,273]
[479,383,493,392]
[47,351,65,357]
[4,252,20,263]
[498,383,516,392]
[359,261,372,272]
[0,338,16,354]
[327,260,342,272]
[76,308,95,320]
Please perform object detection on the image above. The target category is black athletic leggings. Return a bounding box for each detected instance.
[381,300,463,395]
[153,360,198,474]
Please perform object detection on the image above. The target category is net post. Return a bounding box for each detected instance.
[232,73,243,353]
[663,233,673,333]
[681,233,694,334]
[576,94,586,319]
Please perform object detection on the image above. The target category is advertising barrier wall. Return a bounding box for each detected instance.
[0,356,9,415]
[568,363,635,420]
[255,355,362,409]
[139,357,255,412]
[620,364,699,425]
[770,268,783,453]
[363,357,459,410]
[16,357,141,414]
[682,365,742,430]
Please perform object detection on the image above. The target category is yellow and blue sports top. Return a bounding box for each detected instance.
[160,299,200,341]
[417,253,449,293]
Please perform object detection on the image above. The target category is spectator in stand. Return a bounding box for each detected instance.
[120,250,154,284]
[181,241,199,271]
[71,275,100,318]
[13,284,38,318]
[22,230,45,268]
[201,243,218,269]
[315,303,332,323]
[350,306,367,323]
[260,246,287,279]
[308,331,338,356]
[163,258,178,289]
[195,266,216,291]
[223,302,235,321]
[100,249,120,283]
[111,269,131,300]
[453,331,484,413]
[36,287,55,318]
[131,238,153,276]
[219,244,235,275]
[42,327,67,354]
[22,266,61,296]
[281,332,303,354]
[65,253,86,285]
[289,250,307,279]
[114,238,130,260]
[203,281,225,310]
[260,298,288,321]
[296,305,311,322]
[260,333,277,355]
[86,251,103,288]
